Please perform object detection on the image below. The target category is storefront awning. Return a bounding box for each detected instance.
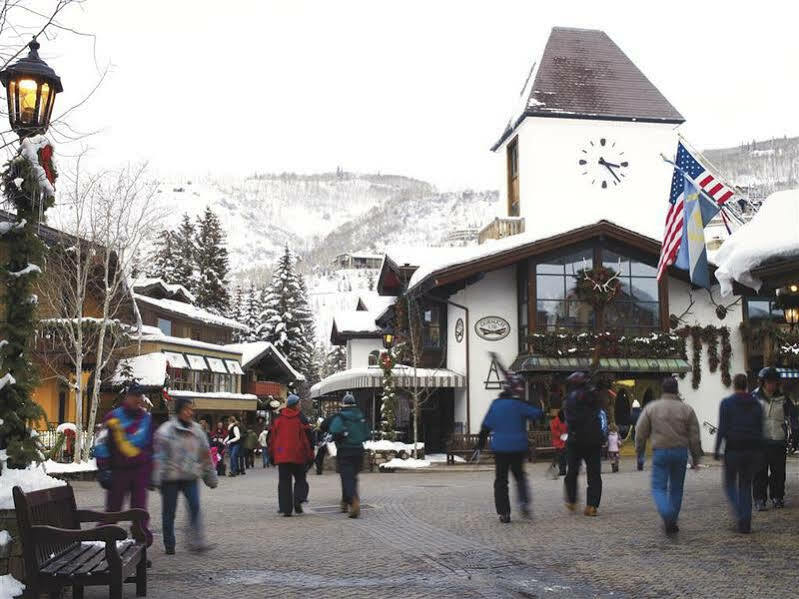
[511,355,691,374]
[311,365,465,398]
[777,368,799,379]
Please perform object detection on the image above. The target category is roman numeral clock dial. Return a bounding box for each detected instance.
[578,138,629,189]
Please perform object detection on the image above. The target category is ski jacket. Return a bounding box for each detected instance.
[269,407,313,464]
[715,391,763,455]
[95,406,153,471]
[226,423,241,446]
[480,397,543,453]
[563,386,603,447]
[550,417,568,450]
[152,418,218,488]
[328,408,368,456]
[754,387,790,443]
[635,393,702,464]
[607,432,620,453]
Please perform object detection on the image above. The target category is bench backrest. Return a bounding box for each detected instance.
[13,485,80,573]
[447,431,551,450]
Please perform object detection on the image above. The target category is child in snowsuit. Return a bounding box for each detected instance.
[607,424,621,473]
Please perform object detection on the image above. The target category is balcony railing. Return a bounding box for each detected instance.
[478,217,525,244]
[243,380,284,397]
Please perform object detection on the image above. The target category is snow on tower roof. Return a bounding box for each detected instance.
[134,294,248,331]
[493,27,684,150]
[715,189,799,296]
[132,277,196,303]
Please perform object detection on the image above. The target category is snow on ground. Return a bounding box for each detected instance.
[55,422,76,434]
[715,189,799,295]
[41,458,97,474]
[0,467,65,509]
[363,440,424,453]
[426,453,465,463]
[379,457,431,470]
[0,574,24,599]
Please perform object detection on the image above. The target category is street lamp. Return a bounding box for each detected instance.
[382,328,395,350]
[784,307,799,331]
[776,284,799,332]
[0,38,63,138]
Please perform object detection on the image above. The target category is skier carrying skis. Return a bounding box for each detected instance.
[477,362,543,523]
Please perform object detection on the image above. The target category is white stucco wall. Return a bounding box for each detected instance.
[668,278,747,451]
[446,301,469,431]
[495,117,679,241]
[346,338,383,369]
[448,266,519,433]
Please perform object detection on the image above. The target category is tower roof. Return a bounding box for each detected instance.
[494,27,684,150]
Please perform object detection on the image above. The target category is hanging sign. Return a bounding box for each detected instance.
[455,318,464,343]
[475,316,510,341]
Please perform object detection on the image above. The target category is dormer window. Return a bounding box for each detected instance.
[507,137,520,217]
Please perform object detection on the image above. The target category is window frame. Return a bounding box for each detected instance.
[507,136,520,217]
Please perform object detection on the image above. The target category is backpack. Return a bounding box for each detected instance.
[598,409,609,440]
[335,411,370,447]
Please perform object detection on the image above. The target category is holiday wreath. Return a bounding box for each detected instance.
[575,266,621,308]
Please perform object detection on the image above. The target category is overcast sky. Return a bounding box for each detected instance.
[47,0,799,190]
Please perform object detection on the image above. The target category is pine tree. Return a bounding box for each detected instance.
[257,246,311,380]
[246,281,265,341]
[323,344,346,377]
[231,283,246,340]
[146,229,177,282]
[173,213,197,293]
[0,141,53,469]
[296,273,319,385]
[193,207,230,315]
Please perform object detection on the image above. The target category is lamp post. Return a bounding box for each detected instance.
[0,37,63,138]
[382,328,395,350]
[785,307,799,332]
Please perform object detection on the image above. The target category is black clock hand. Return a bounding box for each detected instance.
[602,163,621,183]
[598,157,622,168]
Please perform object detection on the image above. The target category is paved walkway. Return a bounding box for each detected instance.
[70,457,799,598]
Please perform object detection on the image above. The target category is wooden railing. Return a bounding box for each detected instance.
[243,380,284,397]
[477,217,525,244]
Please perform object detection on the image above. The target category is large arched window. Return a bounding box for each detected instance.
[368,350,380,367]
[602,249,660,334]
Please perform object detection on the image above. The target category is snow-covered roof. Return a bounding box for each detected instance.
[112,352,168,387]
[134,294,248,331]
[383,245,466,269]
[137,326,244,355]
[168,390,258,401]
[133,277,196,303]
[223,341,305,381]
[356,292,396,314]
[310,365,465,398]
[332,311,382,337]
[407,220,661,293]
[715,189,799,296]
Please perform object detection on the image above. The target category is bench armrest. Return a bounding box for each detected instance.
[76,509,148,543]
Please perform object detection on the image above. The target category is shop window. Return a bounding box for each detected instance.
[423,306,442,348]
[745,298,784,324]
[535,248,595,331]
[602,249,660,334]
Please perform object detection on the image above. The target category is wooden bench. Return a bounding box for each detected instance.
[446,431,557,465]
[12,485,148,599]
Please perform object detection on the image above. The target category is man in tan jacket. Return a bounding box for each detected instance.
[635,377,702,534]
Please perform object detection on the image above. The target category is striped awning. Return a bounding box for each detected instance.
[777,368,799,379]
[511,355,691,374]
[311,366,465,398]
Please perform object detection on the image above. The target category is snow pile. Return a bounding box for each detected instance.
[0,218,25,236]
[363,440,424,453]
[134,294,248,331]
[426,453,465,464]
[379,457,431,470]
[333,311,381,335]
[715,190,799,296]
[0,574,25,599]
[42,458,97,474]
[132,277,195,303]
[0,467,65,509]
[7,264,40,278]
[112,352,167,387]
[20,135,55,199]
[55,422,76,434]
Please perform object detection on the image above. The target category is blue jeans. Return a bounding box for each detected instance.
[724,449,758,527]
[161,480,200,551]
[229,443,240,474]
[651,447,688,524]
[262,449,270,467]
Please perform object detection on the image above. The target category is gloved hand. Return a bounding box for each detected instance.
[97,469,113,491]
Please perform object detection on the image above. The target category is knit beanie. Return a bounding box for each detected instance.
[286,394,300,407]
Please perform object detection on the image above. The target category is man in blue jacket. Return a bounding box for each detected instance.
[478,373,543,523]
[715,373,763,534]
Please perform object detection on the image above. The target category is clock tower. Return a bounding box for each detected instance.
[491,27,684,243]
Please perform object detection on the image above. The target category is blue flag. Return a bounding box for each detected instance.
[674,178,720,288]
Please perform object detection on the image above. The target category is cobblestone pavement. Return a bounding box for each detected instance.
[69,457,799,599]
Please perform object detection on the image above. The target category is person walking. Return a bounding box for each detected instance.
[714,373,763,534]
[152,397,218,554]
[753,367,792,510]
[94,383,155,546]
[224,416,243,476]
[328,393,370,518]
[607,424,621,473]
[269,394,314,516]
[563,372,604,517]
[243,427,258,469]
[258,426,271,468]
[550,409,568,476]
[314,417,332,475]
[211,420,227,476]
[635,377,702,534]
[478,374,543,522]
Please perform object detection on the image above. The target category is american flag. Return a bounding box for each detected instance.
[656,142,737,280]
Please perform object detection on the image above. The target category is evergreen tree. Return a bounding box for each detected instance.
[323,344,347,377]
[0,142,52,469]
[193,207,230,314]
[231,283,246,341]
[296,273,319,384]
[146,229,177,282]
[173,213,197,293]
[246,281,265,341]
[257,246,311,380]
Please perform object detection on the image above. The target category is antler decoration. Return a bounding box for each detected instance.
[669,289,695,329]
[705,288,742,321]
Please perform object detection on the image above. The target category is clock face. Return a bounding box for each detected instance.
[578,137,629,189]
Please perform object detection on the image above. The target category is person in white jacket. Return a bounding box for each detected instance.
[258,426,271,468]
[224,416,243,476]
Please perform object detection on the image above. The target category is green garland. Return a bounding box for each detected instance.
[740,321,799,368]
[673,325,732,389]
[379,351,397,440]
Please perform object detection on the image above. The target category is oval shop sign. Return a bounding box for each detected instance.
[474,316,510,341]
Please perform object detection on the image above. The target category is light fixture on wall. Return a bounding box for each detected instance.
[776,284,799,332]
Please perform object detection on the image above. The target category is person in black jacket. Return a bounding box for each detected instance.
[715,373,764,533]
[563,371,604,517]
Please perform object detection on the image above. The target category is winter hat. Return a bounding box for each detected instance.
[174,396,193,417]
[662,377,679,394]
[341,392,356,406]
[286,394,300,407]
[632,400,641,408]
[126,382,145,396]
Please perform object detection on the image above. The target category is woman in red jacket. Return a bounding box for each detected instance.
[269,395,314,516]
[550,410,568,476]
